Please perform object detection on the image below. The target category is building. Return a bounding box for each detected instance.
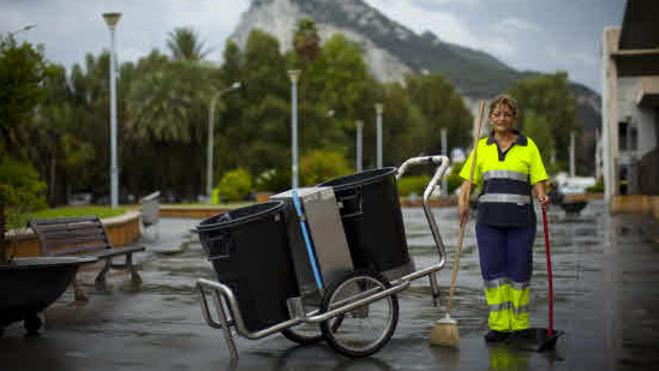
[602,0,659,201]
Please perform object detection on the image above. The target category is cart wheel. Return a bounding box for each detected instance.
[281,315,345,345]
[281,324,324,345]
[320,270,398,358]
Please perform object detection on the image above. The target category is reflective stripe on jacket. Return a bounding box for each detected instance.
[459,131,548,227]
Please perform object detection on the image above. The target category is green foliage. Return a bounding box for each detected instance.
[509,72,578,165]
[167,27,208,61]
[0,156,47,212]
[293,18,321,62]
[522,111,553,167]
[6,205,127,230]
[254,169,292,193]
[0,35,47,159]
[218,168,253,201]
[446,161,465,194]
[586,178,604,193]
[397,175,431,197]
[300,150,351,186]
[405,73,473,155]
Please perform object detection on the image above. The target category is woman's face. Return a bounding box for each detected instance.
[489,103,516,133]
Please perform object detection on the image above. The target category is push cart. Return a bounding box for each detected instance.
[196,155,450,359]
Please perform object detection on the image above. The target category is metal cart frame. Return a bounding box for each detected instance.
[197,155,450,360]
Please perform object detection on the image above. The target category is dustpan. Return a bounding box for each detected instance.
[509,207,563,352]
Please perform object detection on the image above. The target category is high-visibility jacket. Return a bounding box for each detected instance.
[460,131,548,227]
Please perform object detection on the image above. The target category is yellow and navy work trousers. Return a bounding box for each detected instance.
[476,223,535,332]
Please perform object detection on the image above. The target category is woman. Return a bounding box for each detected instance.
[458,94,549,343]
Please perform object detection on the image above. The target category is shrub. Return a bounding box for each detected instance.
[446,161,465,194]
[397,175,431,197]
[586,179,604,193]
[300,150,352,186]
[218,168,253,201]
[0,157,47,212]
[254,168,292,193]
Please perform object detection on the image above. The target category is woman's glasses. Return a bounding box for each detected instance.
[490,111,514,118]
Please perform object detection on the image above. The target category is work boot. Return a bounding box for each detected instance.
[484,330,511,343]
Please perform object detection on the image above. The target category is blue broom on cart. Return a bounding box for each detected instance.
[291,189,324,291]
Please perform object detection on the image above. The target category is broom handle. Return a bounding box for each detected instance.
[447,100,485,315]
[542,206,554,336]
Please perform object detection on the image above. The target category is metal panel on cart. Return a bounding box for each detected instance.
[272,187,354,298]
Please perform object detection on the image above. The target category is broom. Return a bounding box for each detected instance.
[429,100,485,347]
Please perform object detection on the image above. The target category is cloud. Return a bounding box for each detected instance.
[493,18,542,34]
[365,0,516,59]
[0,0,251,67]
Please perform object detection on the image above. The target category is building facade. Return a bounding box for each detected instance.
[602,0,659,199]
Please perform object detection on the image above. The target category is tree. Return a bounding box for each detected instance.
[166,27,208,61]
[293,17,321,63]
[521,110,553,167]
[0,35,48,213]
[508,72,578,166]
[0,35,46,160]
[405,73,472,156]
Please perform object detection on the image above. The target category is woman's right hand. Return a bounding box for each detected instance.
[458,203,470,226]
[458,181,472,226]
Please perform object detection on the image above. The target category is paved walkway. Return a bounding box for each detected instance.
[1,202,658,370]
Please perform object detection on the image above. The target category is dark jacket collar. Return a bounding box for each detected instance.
[486,129,528,146]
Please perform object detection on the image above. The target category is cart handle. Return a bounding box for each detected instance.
[396,155,449,272]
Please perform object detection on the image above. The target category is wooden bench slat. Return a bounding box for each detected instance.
[36,233,106,244]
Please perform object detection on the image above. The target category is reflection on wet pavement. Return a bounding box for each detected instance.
[1,201,658,370]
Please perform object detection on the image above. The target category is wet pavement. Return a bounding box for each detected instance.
[1,201,659,370]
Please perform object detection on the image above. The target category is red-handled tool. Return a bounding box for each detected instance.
[542,206,553,338]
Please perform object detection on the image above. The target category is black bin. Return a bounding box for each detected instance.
[197,201,299,332]
[318,167,411,274]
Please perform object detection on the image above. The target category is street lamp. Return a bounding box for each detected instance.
[207,81,241,201]
[9,23,36,36]
[103,12,121,208]
[356,120,364,172]
[375,103,383,168]
[288,70,301,189]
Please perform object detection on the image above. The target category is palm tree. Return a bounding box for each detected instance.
[166,27,208,62]
[293,18,321,62]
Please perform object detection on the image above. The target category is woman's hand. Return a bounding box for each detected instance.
[458,202,470,226]
[534,181,550,209]
[537,194,550,208]
[458,181,472,226]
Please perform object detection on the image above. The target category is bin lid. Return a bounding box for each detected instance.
[318,167,397,191]
[197,200,285,231]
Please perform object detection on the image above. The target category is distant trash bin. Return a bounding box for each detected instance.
[318,167,414,279]
[197,201,298,332]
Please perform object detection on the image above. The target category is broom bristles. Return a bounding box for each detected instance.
[429,315,460,347]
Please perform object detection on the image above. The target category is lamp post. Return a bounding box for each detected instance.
[440,127,448,195]
[207,81,241,201]
[103,12,121,208]
[375,103,383,168]
[356,120,364,172]
[9,23,36,36]
[288,70,301,188]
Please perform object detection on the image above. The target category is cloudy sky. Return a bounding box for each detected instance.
[1,0,626,93]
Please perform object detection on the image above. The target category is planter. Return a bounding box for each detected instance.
[0,256,96,336]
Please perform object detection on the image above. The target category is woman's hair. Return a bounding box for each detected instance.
[489,94,518,116]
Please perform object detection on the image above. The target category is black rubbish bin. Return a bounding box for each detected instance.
[197,201,299,332]
[318,167,413,277]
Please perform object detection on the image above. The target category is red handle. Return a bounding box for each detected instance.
[542,207,553,337]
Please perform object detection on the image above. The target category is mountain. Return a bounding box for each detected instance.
[231,0,601,173]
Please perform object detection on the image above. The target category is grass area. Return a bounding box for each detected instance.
[163,201,255,209]
[5,206,128,229]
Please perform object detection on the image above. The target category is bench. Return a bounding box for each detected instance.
[140,191,160,239]
[29,216,146,301]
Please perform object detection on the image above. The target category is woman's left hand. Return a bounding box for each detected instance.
[537,194,550,208]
